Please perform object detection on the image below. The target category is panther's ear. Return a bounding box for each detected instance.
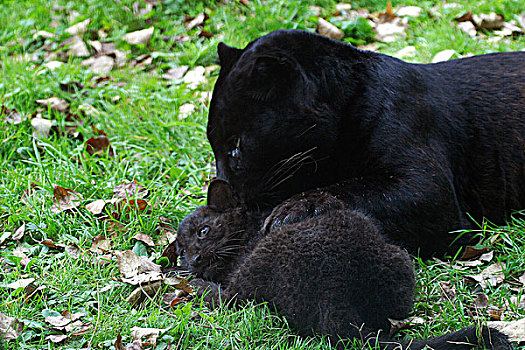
[207,179,237,211]
[218,42,243,71]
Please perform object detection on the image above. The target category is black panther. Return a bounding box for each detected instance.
[207,29,525,257]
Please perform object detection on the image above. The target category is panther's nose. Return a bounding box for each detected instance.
[190,254,201,265]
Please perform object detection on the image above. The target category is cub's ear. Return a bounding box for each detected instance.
[207,179,237,211]
[217,42,243,71]
[249,54,300,99]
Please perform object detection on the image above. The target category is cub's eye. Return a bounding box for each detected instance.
[227,137,241,169]
[198,226,210,239]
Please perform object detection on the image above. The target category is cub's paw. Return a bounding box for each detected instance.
[190,278,223,307]
[262,190,346,233]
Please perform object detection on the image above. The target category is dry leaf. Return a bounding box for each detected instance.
[183,66,206,89]
[36,97,69,113]
[133,233,155,247]
[186,13,206,30]
[90,235,112,254]
[69,37,90,57]
[460,246,489,260]
[519,273,525,286]
[5,278,35,291]
[66,18,91,36]
[457,21,477,37]
[31,117,53,139]
[388,316,425,336]
[82,55,114,74]
[86,199,107,215]
[65,245,81,259]
[486,318,525,343]
[130,326,169,347]
[115,250,162,285]
[396,6,422,17]
[43,61,64,71]
[113,181,148,199]
[178,103,195,119]
[85,135,114,157]
[0,312,23,341]
[164,276,193,294]
[374,18,407,42]
[317,18,344,40]
[473,12,505,30]
[439,281,456,300]
[46,334,68,343]
[1,105,25,125]
[431,49,457,63]
[122,27,154,45]
[162,65,189,80]
[466,262,506,288]
[12,223,25,240]
[126,281,161,305]
[33,30,55,39]
[473,292,489,308]
[51,185,83,213]
[394,46,416,58]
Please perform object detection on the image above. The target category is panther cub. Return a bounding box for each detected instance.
[170,180,512,350]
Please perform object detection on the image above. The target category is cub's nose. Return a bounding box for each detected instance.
[190,254,201,265]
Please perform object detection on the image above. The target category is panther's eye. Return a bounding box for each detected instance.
[198,226,210,239]
[227,137,241,169]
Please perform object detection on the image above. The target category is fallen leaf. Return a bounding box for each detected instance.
[486,318,525,343]
[90,235,112,254]
[389,316,425,336]
[519,272,525,286]
[133,233,155,247]
[51,185,83,213]
[31,117,53,139]
[42,238,65,250]
[115,250,162,285]
[86,198,120,215]
[317,18,344,40]
[394,46,416,59]
[85,135,114,157]
[65,245,81,259]
[46,334,68,343]
[374,18,407,42]
[66,18,91,36]
[122,27,154,45]
[33,30,55,39]
[59,82,84,94]
[460,246,489,260]
[36,97,69,113]
[186,13,206,30]
[126,281,161,305]
[82,55,115,74]
[69,37,90,57]
[396,6,422,17]
[119,199,148,212]
[457,21,477,37]
[0,312,23,341]
[473,12,505,30]
[113,181,148,199]
[164,276,193,294]
[12,223,25,240]
[439,281,456,300]
[178,102,195,119]
[431,49,457,63]
[1,106,25,125]
[43,61,64,71]
[130,326,169,347]
[473,292,489,308]
[466,262,506,288]
[183,66,206,89]
[162,65,189,80]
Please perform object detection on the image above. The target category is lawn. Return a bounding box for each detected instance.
[0,0,524,349]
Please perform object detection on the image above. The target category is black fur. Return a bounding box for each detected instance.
[172,183,512,350]
[207,30,525,258]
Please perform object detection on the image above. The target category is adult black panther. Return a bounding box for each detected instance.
[206,29,525,258]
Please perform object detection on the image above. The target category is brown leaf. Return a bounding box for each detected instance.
[1,105,26,125]
[388,316,425,336]
[119,199,149,212]
[473,292,489,308]
[317,18,344,40]
[115,250,162,285]
[42,238,65,250]
[454,11,474,23]
[65,245,81,259]
[122,27,154,45]
[85,135,114,157]
[46,334,68,343]
[31,117,53,139]
[5,278,36,291]
[130,326,169,347]
[66,18,91,36]
[126,281,161,305]
[36,97,69,113]
[113,181,148,199]
[59,82,84,94]
[183,66,206,89]
[82,55,115,74]
[0,312,24,340]
[162,65,189,80]
[474,12,505,30]
[133,233,155,247]
[185,13,206,30]
[466,262,506,288]
[460,246,489,260]
[90,235,112,254]
[12,223,25,240]
[164,276,193,294]
[51,185,83,213]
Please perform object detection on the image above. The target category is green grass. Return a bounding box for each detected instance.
[0,0,524,349]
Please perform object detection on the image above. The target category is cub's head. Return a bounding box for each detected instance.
[207,30,366,207]
[175,180,254,282]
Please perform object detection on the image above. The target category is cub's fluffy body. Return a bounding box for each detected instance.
[173,184,512,350]
[207,30,525,257]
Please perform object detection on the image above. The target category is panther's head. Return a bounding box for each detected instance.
[207,30,369,208]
